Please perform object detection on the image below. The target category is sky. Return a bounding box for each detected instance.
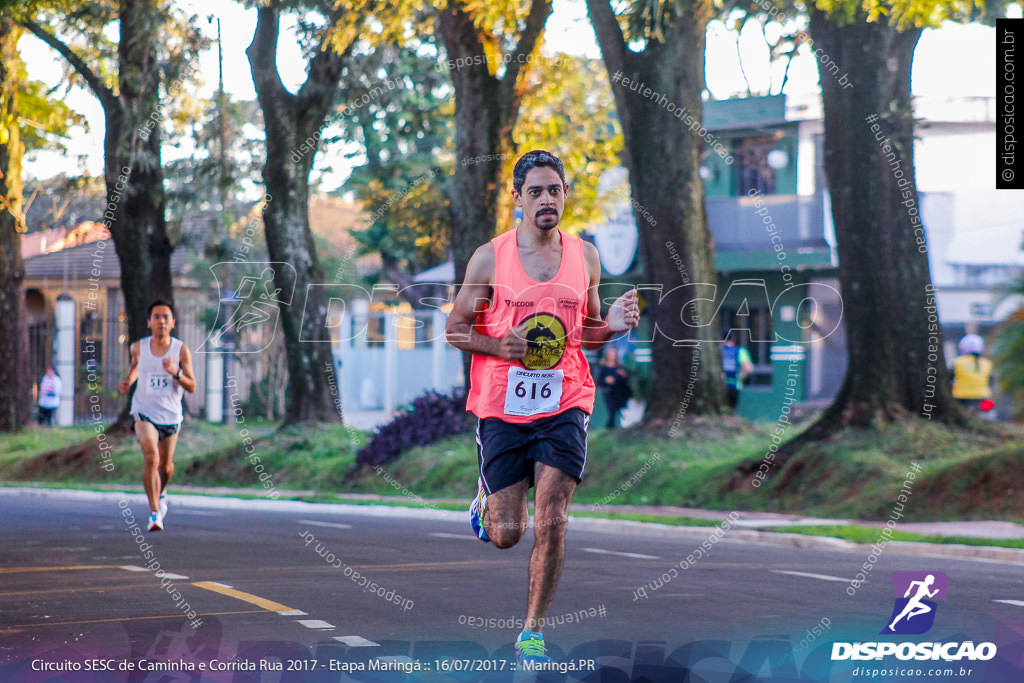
[18,0,1009,190]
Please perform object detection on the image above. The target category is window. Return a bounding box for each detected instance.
[734,138,779,195]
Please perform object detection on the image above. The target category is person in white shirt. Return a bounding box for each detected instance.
[119,301,196,531]
[37,366,61,426]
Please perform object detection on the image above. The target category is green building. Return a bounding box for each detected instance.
[588,94,845,422]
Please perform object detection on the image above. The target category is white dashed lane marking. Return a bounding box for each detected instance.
[120,566,189,580]
[581,547,660,560]
[298,520,353,530]
[335,636,380,647]
[993,599,1024,607]
[771,569,849,583]
[430,532,478,541]
[297,619,335,630]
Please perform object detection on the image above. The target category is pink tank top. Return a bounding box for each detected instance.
[466,228,595,423]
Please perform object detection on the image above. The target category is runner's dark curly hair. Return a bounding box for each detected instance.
[513,150,566,194]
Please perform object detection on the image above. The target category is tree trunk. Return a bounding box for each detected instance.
[587,0,727,424]
[0,17,31,432]
[803,8,963,433]
[23,1,176,433]
[247,5,342,425]
[109,0,174,344]
[437,0,551,393]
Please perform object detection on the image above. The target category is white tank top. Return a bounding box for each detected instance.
[130,336,185,425]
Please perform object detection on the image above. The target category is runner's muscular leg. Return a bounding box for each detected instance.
[484,478,530,549]
[526,462,576,631]
[157,432,178,494]
[135,422,161,512]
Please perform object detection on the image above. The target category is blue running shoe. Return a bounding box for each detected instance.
[515,631,553,666]
[469,477,489,542]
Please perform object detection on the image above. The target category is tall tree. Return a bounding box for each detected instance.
[587,0,728,424]
[338,44,620,300]
[0,8,82,432]
[246,3,356,425]
[790,0,979,439]
[0,14,29,431]
[23,2,204,346]
[437,0,552,290]
[435,0,552,396]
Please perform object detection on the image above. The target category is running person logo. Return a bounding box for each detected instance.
[521,313,567,370]
[882,571,949,635]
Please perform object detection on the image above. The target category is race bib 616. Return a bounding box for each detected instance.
[504,367,563,417]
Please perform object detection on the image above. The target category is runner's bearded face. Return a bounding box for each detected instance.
[516,167,566,231]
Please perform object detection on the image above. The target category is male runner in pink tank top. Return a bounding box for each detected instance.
[119,301,196,531]
[446,150,639,665]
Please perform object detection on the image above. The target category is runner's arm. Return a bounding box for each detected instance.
[581,243,639,349]
[175,345,197,394]
[445,245,527,361]
[118,342,140,393]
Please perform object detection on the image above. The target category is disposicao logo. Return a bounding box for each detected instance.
[831,571,997,663]
[882,571,948,635]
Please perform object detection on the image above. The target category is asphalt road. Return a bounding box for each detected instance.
[1,487,1023,682]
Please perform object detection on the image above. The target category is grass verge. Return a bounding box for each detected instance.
[2,418,1023,528]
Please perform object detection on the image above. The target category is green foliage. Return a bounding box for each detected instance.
[514,54,623,233]
[428,0,537,60]
[336,45,624,276]
[813,0,980,28]
[334,41,453,277]
[768,524,1024,549]
[0,425,96,468]
[6,419,1024,528]
[993,274,1024,415]
[25,2,119,93]
[163,97,265,223]
[712,3,808,96]
[15,60,85,153]
[23,0,208,116]
[625,0,682,43]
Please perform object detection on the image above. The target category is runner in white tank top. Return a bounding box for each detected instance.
[130,336,185,425]
[119,301,196,531]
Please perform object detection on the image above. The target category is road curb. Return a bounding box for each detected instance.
[4,486,1022,565]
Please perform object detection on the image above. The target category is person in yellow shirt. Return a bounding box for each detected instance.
[951,334,994,415]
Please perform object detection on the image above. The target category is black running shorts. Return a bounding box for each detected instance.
[132,413,181,442]
[476,408,590,494]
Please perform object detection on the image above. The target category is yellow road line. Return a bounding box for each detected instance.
[191,581,294,612]
[0,564,121,574]
[4,610,264,630]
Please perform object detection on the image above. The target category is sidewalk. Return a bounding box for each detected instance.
[12,481,1023,564]
[48,480,1022,542]
[575,503,1024,540]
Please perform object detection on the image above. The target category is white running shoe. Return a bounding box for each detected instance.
[158,492,168,518]
[148,511,164,532]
